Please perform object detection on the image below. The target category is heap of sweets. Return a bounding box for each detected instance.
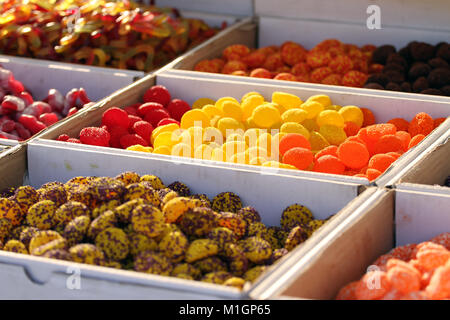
[194,39,381,87]
[56,85,192,149]
[0,172,330,288]
[0,66,93,141]
[0,0,222,72]
[336,233,450,300]
[365,41,450,96]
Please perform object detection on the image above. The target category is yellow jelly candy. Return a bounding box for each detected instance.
[272,92,302,109]
[222,141,246,160]
[241,92,264,103]
[203,127,224,145]
[217,117,245,137]
[252,104,281,128]
[180,109,210,129]
[280,122,310,140]
[306,94,332,108]
[244,128,265,147]
[181,127,204,149]
[246,146,269,160]
[194,144,214,160]
[126,145,153,153]
[154,131,182,149]
[319,125,347,145]
[228,152,249,165]
[151,123,180,145]
[202,104,224,119]
[301,101,324,119]
[211,148,226,162]
[309,131,330,151]
[241,95,264,120]
[226,133,245,144]
[316,110,345,128]
[270,102,287,117]
[153,146,171,155]
[215,97,239,111]
[256,133,272,152]
[193,98,215,109]
[171,143,192,158]
[325,104,342,111]
[245,117,258,130]
[249,157,266,166]
[281,108,308,123]
[338,106,364,127]
[301,119,320,132]
[222,101,243,122]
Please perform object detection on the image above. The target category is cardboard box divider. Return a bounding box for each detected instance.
[165,16,450,103]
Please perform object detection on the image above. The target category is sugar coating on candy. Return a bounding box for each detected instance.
[244,266,267,282]
[282,147,313,170]
[211,192,242,213]
[237,206,261,226]
[185,239,219,263]
[13,186,39,213]
[3,239,28,254]
[95,227,129,260]
[55,201,89,225]
[163,197,202,224]
[207,227,237,250]
[123,183,160,207]
[140,175,165,190]
[131,204,165,238]
[408,112,434,137]
[19,227,39,247]
[355,271,391,300]
[128,232,158,257]
[159,189,179,205]
[240,237,272,264]
[408,134,425,149]
[29,230,62,253]
[190,194,211,208]
[337,141,369,169]
[285,226,309,251]
[26,200,56,230]
[0,198,23,226]
[194,256,228,274]
[115,171,140,186]
[63,216,90,246]
[42,249,71,261]
[31,238,67,256]
[38,184,67,207]
[172,263,202,280]
[281,204,313,230]
[201,271,233,284]
[88,210,117,239]
[368,154,396,172]
[179,207,218,237]
[167,181,190,197]
[217,212,247,239]
[91,200,120,219]
[158,230,189,263]
[69,243,105,266]
[89,177,126,201]
[115,199,146,224]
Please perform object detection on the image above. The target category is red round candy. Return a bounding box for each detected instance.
[166,99,191,122]
[137,102,165,117]
[102,107,130,129]
[120,134,148,149]
[79,127,110,147]
[158,118,180,127]
[143,85,171,107]
[144,108,171,128]
[133,121,153,144]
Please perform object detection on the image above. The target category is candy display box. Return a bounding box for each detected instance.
[35,72,450,188]
[249,186,450,299]
[154,0,254,17]
[165,15,450,103]
[0,143,364,299]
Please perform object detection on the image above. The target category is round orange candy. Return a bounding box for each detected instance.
[355,271,391,300]
[387,266,421,294]
[291,62,311,76]
[374,134,404,154]
[386,152,402,160]
[263,53,284,71]
[313,155,345,175]
[314,145,338,160]
[388,118,410,132]
[222,60,248,74]
[395,131,411,152]
[194,60,221,73]
[361,108,376,127]
[242,51,267,68]
[336,281,359,300]
[434,117,446,129]
[279,133,311,157]
[274,73,297,81]
[341,70,368,87]
[368,154,396,172]
[357,128,377,155]
[425,265,450,300]
[306,51,331,68]
[249,68,272,79]
[343,121,361,137]
[408,112,434,137]
[337,141,369,169]
[282,147,313,170]
[310,67,333,83]
[321,74,342,85]
[222,44,251,61]
[280,41,307,66]
[366,168,382,181]
[408,134,425,149]
[296,74,310,82]
[328,55,354,75]
[366,123,397,143]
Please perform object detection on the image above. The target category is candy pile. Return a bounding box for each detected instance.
[0,0,222,72]
[57,85,190,148]
[0,172,329,288]
[365,42,450,96]
[0,66,93,141]
[194,39,380,87]
[336,233,450,300]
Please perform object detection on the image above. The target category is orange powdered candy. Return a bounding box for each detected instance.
[279,133,311,157]
[314,145,338,160]
[368,154,396,172]
[366,168,382,181]
[343,121,361,137]
[366,123,397,143]
[337,141,369,169]
[313,155,345,174]
[282,147,313,170]
[395,131,411,152]
[408,112,434,137]
[361,108,375,127]
[373,134,404,154]
[388,118,410,132]
[408,134,425,149]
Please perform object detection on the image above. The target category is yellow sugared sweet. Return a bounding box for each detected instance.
[181,127,204,149]
[202,104,223,118]
[301,118,320,132]
[126,145,153,152]
[171,143,192,158]
[306,94,332,108]
[316,110,345,128]
[309,131,330,151]
[241,91,264,103]
[338,106,364,127]
[222,101,243,122]
[193,97,215,109]
[301,101,324,119]
[252,104,281,128]
[180,109,210,129]
[203,127,224,145]
[222,141,246,160]
[246,146,269,160]
[211,148,226,162]
[256,133,272,152]
[153,146,171,155]
[153,131,181,150]
[162,197,202,223]
[241,95,264,120]
[325,104,342,111]
[281,108,308,123]
[280,122,310,140]
[151,123,179,145]
[226,133,245,144]
[194,144,214,160]
[244,128,265,147]
[272,92,302,109]
[217,117,245,138]
[249,157,266,166]
[319,125,347,145]
[215,97,239,111]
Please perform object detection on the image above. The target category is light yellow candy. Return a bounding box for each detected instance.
[256,133,272,152]
[217,117,245,138]
[203,127,224,145]
[241,92,264,103]
[226,133,245,144]
[301,119,320,132]
[246,146,269,160]
[272,92,302,109]
[325,104,342,111]
[319,125,347,145]
[280,122,310,140]
[153,146,171,155]
[252,104,281,128]
[193,98,215,109]
[309,131,330,151]
[306,94,332,108]
[126,145,153,153]
[270,102,286,117]
[241,95,265,121]
[228,152,249,165]
[153,130,182,149]
[301,101,324,119]
[202,104,223,118]
[194,144,214,160]
[222,101,243,122]
[222,141,246,160]
[215,97,239,111]
[281,108,308,123]
[338,106,364,127]
[244,128,265,147]
[211,148,226,162]
[171,143,192,158]
[151,123,180,145]
[180,109,210,129]
[316,110,345,128]
[181,127,204,149]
